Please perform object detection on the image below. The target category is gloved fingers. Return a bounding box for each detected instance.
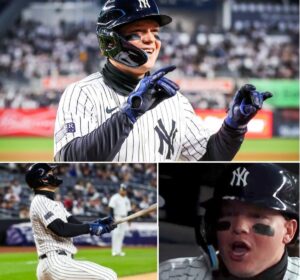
[234,84,256,104]
[156,79,177,97]
[158,77,180,91]
[150,71,167,84]
[101,216,114,224]
[240,99,257,115]
[262,91,273,101]
[240,84,256,94]
[152,65,176,76]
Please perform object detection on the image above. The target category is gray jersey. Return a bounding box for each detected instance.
[159,255,300,280]
[30,194,77,256]
[54,72,210,162]
[159,255,213,280]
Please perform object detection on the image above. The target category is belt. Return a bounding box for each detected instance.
[39,250,73,260]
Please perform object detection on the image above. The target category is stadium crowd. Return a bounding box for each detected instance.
[0,11,298,109]
[0,163,157,220]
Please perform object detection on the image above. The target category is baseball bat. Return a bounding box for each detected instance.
[113,203,157,225]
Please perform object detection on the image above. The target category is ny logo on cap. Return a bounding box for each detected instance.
[138,0,151,9]
[230,167,249,187]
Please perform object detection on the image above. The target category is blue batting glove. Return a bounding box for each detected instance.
[89,217,116,236]
[121,65,179,123]
[225,84,272,129]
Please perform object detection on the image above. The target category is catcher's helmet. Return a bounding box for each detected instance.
[96,0,172,67]
[25,163,63,189]
[202,163,299,247]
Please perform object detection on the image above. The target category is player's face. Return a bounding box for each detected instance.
[216,200,297,278]
[112,19,161,77]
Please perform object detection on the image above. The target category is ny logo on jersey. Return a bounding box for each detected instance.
[138,0,151,9]
[155,119,177,159]
[230,167,249,187]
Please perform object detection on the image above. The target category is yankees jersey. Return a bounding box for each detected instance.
[30,194,77,256]
[108,193,131,217]
[54,71,210,162]
[159,255,300,280]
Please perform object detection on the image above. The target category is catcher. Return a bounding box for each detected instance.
[26,163,118,280]
[160,163,299,280]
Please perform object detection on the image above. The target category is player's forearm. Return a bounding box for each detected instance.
[55,111,133,161]
[48,218,90,237]
[201,122,246,161]
[67,216,83,224]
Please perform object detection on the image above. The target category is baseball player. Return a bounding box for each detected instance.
[54,0,272,162]
[26,163,118,280]
[160,163,299,280]
[108,184,132,256]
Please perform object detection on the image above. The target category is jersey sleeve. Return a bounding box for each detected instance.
[54,83,97,155]
[54,82,133,161]
[126,198,132,212]
[179,95,211,161]
[108,195,116,209]
[159,256,213,280]
[33,197,62,227]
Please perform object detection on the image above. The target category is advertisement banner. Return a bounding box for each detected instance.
[273,109,299,138]
[6,222,157,246]
[0,108,56,137]
[250,79,299,108]
[195,109,273,138]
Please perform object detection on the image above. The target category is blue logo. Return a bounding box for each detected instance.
[66,122,76,133]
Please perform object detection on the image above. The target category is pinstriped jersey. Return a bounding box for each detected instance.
[285,257,300,280]
[30,195,77,256]
[54,72,210,162]
[159,255,300,280]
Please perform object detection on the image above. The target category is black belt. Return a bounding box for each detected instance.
[39,250,73,260]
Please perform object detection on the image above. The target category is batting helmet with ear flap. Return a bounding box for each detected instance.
[25,163,63,189]
[96,0,172,67]
[202,163,299,248]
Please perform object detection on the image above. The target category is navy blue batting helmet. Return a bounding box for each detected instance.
[96,0,172,67]
[25,163,63,189]
[203,163,299,246]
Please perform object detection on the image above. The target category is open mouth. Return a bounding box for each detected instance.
[143,48,154,56]
[230,241,251,260]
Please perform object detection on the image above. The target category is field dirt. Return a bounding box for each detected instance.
[0,151,53,161]
[0,151,298,162]
[119,272,156,280]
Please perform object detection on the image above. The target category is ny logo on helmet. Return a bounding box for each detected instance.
[138,0,151,9]
[230,167,249,187]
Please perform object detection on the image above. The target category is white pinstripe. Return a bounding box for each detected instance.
[37,253,117,280]
[54,72,210,161]
[30,195,117,280]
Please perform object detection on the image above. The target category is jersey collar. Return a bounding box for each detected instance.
[102,60,149,96]
[34,190,55,201]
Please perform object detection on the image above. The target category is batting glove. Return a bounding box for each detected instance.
[121,65,179,123]
[225,84,272,129]
[89,217,116,236]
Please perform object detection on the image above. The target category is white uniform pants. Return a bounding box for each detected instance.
[111,220,128,254]
[36,251,117,280]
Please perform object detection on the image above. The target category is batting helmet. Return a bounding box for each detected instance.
[202,163,299,246]
[25,163,63,189]
[96,0,172,67]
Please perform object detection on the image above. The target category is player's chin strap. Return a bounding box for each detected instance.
[97,29,148,68]
[40,174,63,187]
[195,218,219,271]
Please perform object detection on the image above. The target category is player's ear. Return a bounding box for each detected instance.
[283,219,297,244]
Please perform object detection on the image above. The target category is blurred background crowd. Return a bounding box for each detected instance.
[0,163,157,220]
[0,0,298,108]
